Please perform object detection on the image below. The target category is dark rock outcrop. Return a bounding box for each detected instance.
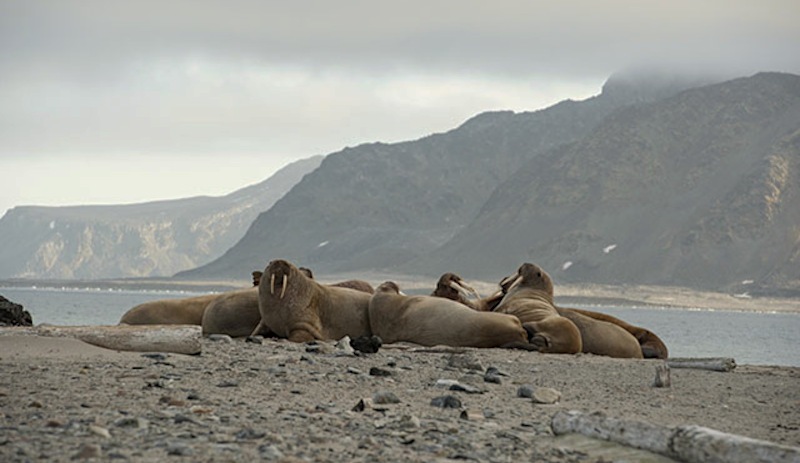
[0,294,33,326]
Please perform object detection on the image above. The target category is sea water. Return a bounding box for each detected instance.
[2,286,799,367]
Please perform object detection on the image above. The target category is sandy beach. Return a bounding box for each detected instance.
[1,332,798,462]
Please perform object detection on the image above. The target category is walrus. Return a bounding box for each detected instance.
[119,293,220,325]
[369,281,534,349]
[433,271,640,357]
[431,272,503,312]
[254,259,372,342]
[252,271,263,287]
[201,287,269,337]
[493,263,583,354]
[560,307,669,359]
[295,267,375,294]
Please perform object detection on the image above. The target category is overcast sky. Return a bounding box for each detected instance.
[2,0,799,216]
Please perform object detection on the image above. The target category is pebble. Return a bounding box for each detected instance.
[532,387,562,404]
[207,334,233,343]
[73,443,101,459]
[141,353,168,361]
[430,395,462,409]
[350,335,382,354]
[217,380,239,388]
[369,367,393,377]
[447,353,484,371]
[517,385,534,398]
[258,444,285,460]
[166,441,194,456]
[435,379,485,394]
[245,335,263,344]
[88,425,111,438]
[372,391,401,404]
[484,367,503,384]
[335,336,356,356]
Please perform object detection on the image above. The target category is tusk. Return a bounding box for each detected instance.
[506,276,522,293]
[280,275,288,299]
[270,273,276,296]
[250,320,264,337]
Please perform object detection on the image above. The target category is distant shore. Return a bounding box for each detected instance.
[2,275,798,314]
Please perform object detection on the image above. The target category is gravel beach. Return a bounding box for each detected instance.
[1,334,798,462]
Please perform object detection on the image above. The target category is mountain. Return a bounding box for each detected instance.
[179,72,713,280]
[0,156,322,279]
[412,72,800,294]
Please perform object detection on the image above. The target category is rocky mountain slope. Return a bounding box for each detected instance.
[180,72,710,281]
[414,72,800,294]
[0,156,322,279]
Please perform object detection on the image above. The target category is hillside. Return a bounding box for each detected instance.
[0,156,322,279]
[412,72,800,294]
[179,72,708,280]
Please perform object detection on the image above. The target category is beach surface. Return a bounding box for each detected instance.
[1,333,798,462]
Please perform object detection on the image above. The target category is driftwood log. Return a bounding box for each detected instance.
[552,410,800,463]
[0,325,202,355]
[667,357,736,372]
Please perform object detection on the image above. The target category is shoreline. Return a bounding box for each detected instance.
[2,276,799,314]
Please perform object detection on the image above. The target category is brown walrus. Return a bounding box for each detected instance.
[493,263,583,354]
[554,308,643,358]
[433,271,641,358]
[431,272,503,312]
[201,287,268,337]
[560,307,669,359]
[369,281,534,349]
[254,259,372,342]
[295,267,375,294]
[119,293,220,325]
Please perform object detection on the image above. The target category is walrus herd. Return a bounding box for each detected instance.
[119,259,669,359]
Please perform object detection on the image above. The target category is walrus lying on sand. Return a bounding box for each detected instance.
[433,271,641,358]
[370,281,535,349]
[119,293,220,325]
[295,267,375,294]
[201,287,266,338]
[495,269,666,359]
[493,263,583,354]
[207,266,374,338]
[254,259,372,342]
[561,307,669,359]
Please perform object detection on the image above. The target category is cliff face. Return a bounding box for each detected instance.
[414,73,800,294]
[0,156,322,279]
[180,72,707,280]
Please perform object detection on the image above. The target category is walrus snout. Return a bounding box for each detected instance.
[266,260,294,299]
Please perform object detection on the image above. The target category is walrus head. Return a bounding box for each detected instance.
[432,273,481,303]
[376,281,401,294]
[263,259,312,300]
[500,263,554,296]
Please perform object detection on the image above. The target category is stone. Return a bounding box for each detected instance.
[372,391,401,404]
[517,385,534,398]
[245,335,263,344]
[207,334,233,343]
[435,379,485,394]
[447,353,484,371]
[0,295,32,326]
[335,336,356,356]
[350,335,382,354]
[460,410,485,421]
[88,425,111,438]
[258,444,285,460]
[431,395,462,409]
[532,387,561,404]
[369,367,393,377]
[73,443,101,459]
[653,363,671,388]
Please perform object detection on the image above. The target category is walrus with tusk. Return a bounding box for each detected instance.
[431,272,504,312]
[493,263,583,354]
[253,259,372,342]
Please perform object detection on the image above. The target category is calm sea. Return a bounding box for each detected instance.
[2,286,799,368]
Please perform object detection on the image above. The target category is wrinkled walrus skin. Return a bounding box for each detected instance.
[494,263,583,354]
[257,259,372,342]
[370,281,533,349]
[201,287,264,337]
